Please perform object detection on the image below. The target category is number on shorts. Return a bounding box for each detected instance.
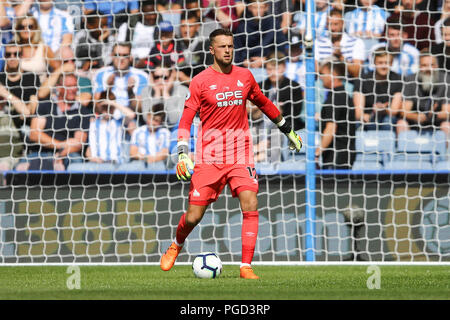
[246,166,257,178]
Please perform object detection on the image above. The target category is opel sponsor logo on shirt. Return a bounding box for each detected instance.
[215,90,243,107]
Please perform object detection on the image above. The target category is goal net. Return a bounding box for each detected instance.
[0,0,449,264]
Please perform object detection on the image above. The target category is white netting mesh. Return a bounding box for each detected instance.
[0,0,449,263]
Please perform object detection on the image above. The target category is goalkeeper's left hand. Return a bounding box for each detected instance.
[275,117,302,153]
[286,130,302,152]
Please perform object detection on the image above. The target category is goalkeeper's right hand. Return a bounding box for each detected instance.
[176,153,194,181]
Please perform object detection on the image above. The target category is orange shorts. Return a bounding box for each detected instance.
[188,163,259,206]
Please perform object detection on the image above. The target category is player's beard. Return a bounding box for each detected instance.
[387,43,401,54]
[419,71,439,93]
[331,33,342,44]
[216,55,233,68]
[6,64,19,73]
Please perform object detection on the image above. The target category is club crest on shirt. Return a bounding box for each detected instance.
[237,80,244,87]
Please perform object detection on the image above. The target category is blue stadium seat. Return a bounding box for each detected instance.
[383,160,434,171]
[352,157,384,171]
[434,160,450,171]
[255,162,277,174]
[355,130,396,154]
[397,130,445,154]
[381,130,447,171]
[387,131,447,168]
[352,130,395,170]
[433,131,447,161]
[117,160,166,172]
[278,160,306,172]
[67,162,118,172]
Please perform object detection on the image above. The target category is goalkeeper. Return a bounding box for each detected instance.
[160,28,302,279]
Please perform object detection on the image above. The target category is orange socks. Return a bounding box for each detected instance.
[241,211,259,265]
[175,213,194,246]
[176,211,259,266]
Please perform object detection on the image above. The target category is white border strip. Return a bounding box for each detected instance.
[1,262,449,267]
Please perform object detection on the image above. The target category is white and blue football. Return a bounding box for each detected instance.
[192,252,222,279]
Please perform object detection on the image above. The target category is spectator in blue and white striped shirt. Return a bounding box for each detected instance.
[292,0,330,39]
[83,0,139,29]
[127,103,170,171]
[315,8,367,79]
[93,42,148,123]
[31,0,74,54]
[83,91,136,169]
[346,0,387,40]
[367,23,419,76]
[285,43,306,89]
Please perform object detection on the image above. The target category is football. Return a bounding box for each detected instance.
[192,252,222,279]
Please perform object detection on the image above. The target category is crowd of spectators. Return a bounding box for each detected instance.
[0,0,448,172]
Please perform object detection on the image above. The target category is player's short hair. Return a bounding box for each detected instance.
[319,58,346,78]
[373,48,391,62]
[113,41,132,52]
[95,90,116,114]
[151,103,166,123]
[181,10,199,22]
[97,90,116,102]
[141,0,156,8]
[85,11,107,27]
[4,39,20,51]
[209,28,233,45]
[152,59,173,72]
[386,21,402,31]
[419,49,437,64]
[56,73,77,87]
[328,8,343,18]
[264,51,287,67]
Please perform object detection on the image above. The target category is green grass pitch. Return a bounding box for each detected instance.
[0,265,448,300]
